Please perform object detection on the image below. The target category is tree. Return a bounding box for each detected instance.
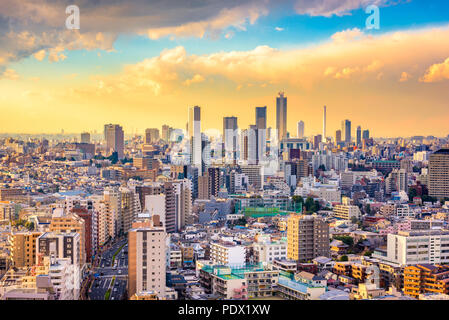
[334,235,354,247]
[318,164,326,171]
[305,197,315,212]
[292,195,304,205]
[365,204,371,215]
[364,250,373,257]
[107,152,119,164]
[408,187,418,202]
[339,255,348,262]
[422,195,437,203]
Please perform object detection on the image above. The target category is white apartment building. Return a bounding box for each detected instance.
[210,242,246,266]
[379,230,449,266]
[294,176,341,202]
[252,235,287,264]
[396,204,415,218]
[45,256,77,300]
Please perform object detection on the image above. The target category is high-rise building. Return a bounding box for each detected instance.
[362,130,370,140]
[322,106,326,143]
[9,231,42,267]
[198,175,210,200]
[161,124,171,142]
[128,217,166,299]
[314,135,322,149]
[341,120,351,144]
[287,214,329,262]
[297,121,304,138]
[385,169,408,194]
[240,165,262,190]
[223,116,238,163]
[145,128,160,144]
[276,92,287,142]
[429,149,449,199]
[207,167,220,198]
[247,125,258,164]
[80,132,90,144]
[356,126,362,147]
[255,106,267,163]
[49,208,86,267]
[104,124,124,159]
[119,187,139,234]
[335,130,342,144]
[189,106,202,175]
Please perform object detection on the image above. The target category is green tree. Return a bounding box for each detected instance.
[108,152,119,164]
[305,197,315,212]
[365,204,371,215]
[364,250,373,257]
[422,195,437,203]
[292,195,304,205]
[334,235,354,247]
[408,187,418,202]
[339,255,348,262]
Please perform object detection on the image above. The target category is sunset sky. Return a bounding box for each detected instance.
[0,0,449,137]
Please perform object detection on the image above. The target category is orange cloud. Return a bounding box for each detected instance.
[1,69,19,80]
[420,57,449,83]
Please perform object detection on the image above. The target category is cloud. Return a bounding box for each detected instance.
[1,69,19,80]
[275,27,284,31]
[0,0,272,72]
[183,74,205,86]
[68,24,449,97]
[49,47,67,63]
[33,49,46,61]
[420,57,449,83]
[331,28,364,43]
[399,71,411,82]
[294,0,388,17]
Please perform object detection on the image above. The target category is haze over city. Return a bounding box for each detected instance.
[1,1,449,136]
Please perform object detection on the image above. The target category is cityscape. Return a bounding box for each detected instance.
[1,0,449,303]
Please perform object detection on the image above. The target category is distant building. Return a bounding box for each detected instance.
[429,149,449,199]
[287,214,329,262]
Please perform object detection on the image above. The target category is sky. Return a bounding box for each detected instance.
[0,0,449,138]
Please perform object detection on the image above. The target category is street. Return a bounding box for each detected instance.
[88,238,128,300]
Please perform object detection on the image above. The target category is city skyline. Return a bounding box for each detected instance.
[0,1,449,136]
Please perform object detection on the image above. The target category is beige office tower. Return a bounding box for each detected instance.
[128,216,167,299]
[174,180,192,231]
[103,187,121,239]
[9,231,42,267]
[276,91,287,143]
[104,124,124,159]
[429,149,449,199]
[198,175,210,200]
[120,187,140,234]
[287,214,329,262]
[145,128,160,144]
[80,132,91,144]
[90,195,110,246]
[162,125,171,142]
[49,208,86,267]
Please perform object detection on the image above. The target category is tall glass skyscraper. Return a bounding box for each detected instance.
[189,106,202,174]
[276,91,287,143]
[341,119,351,144]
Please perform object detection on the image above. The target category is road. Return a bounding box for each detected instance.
[88,238,128,300]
